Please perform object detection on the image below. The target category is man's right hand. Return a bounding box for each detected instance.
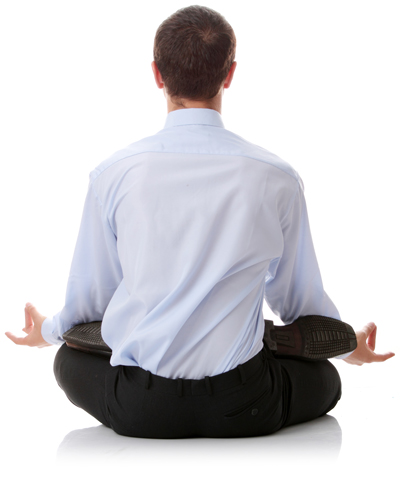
[343,322,395,365]
[5,303,51,348]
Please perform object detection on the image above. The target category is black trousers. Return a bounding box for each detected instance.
[54,340,342,439]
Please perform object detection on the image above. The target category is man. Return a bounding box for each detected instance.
[6,6,394,438]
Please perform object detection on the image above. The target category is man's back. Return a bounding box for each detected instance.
[43,108,340,378]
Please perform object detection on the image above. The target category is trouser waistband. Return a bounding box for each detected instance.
[122,346,268,397]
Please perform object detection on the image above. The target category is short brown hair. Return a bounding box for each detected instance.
[153,5,236,101]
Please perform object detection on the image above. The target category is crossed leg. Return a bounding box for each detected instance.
[54,342,342,437]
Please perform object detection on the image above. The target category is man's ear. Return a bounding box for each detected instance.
[223,61,237,89]
[151,61,164,89]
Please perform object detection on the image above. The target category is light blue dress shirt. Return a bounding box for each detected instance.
[42,108,347,379]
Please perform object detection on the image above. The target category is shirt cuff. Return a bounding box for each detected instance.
[41,316,65,345]
[334,350,354,360]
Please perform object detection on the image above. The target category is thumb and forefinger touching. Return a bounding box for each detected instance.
[22,303,34,335]
[5,303,49,347]
[358,322,395,363]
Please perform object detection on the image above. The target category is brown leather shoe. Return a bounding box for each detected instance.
[264,315,357,360]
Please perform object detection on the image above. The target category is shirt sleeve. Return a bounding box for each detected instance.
[41,180,123,345]
[264,180,353,359]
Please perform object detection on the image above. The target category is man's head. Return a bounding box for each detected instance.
[152,5,236,108]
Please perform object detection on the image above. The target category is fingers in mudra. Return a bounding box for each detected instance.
[5,303,50,347]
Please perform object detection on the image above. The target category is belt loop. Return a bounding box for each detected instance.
[238,365,246,385]
[145,371,151,390]
[177,378,183,397]
[205,376,212,396]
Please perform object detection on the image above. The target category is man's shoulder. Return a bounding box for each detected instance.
[219,129,300,182]
[88,125,300,186]
[89,133,162,182]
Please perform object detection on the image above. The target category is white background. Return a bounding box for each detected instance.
[1,1,398,478]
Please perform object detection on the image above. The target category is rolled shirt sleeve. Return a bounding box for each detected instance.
[41,180,123,345]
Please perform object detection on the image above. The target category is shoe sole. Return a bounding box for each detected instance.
[62,321,112,357]
[264,315,357,360]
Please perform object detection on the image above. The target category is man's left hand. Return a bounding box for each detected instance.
[343,322,395,365]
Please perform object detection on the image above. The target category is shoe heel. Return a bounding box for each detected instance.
[263,320,278,351]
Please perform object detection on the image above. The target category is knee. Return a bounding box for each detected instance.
[53,343,71,388]
[321,360,342,415]
[327,360,342,392]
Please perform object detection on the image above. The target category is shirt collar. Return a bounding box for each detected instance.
[164,108,225,129]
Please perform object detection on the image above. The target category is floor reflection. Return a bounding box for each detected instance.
[57,414,341,468]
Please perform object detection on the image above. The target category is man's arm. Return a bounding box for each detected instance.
[264,180,340,324]
[6,179,123,347]
[264,179,394,364]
